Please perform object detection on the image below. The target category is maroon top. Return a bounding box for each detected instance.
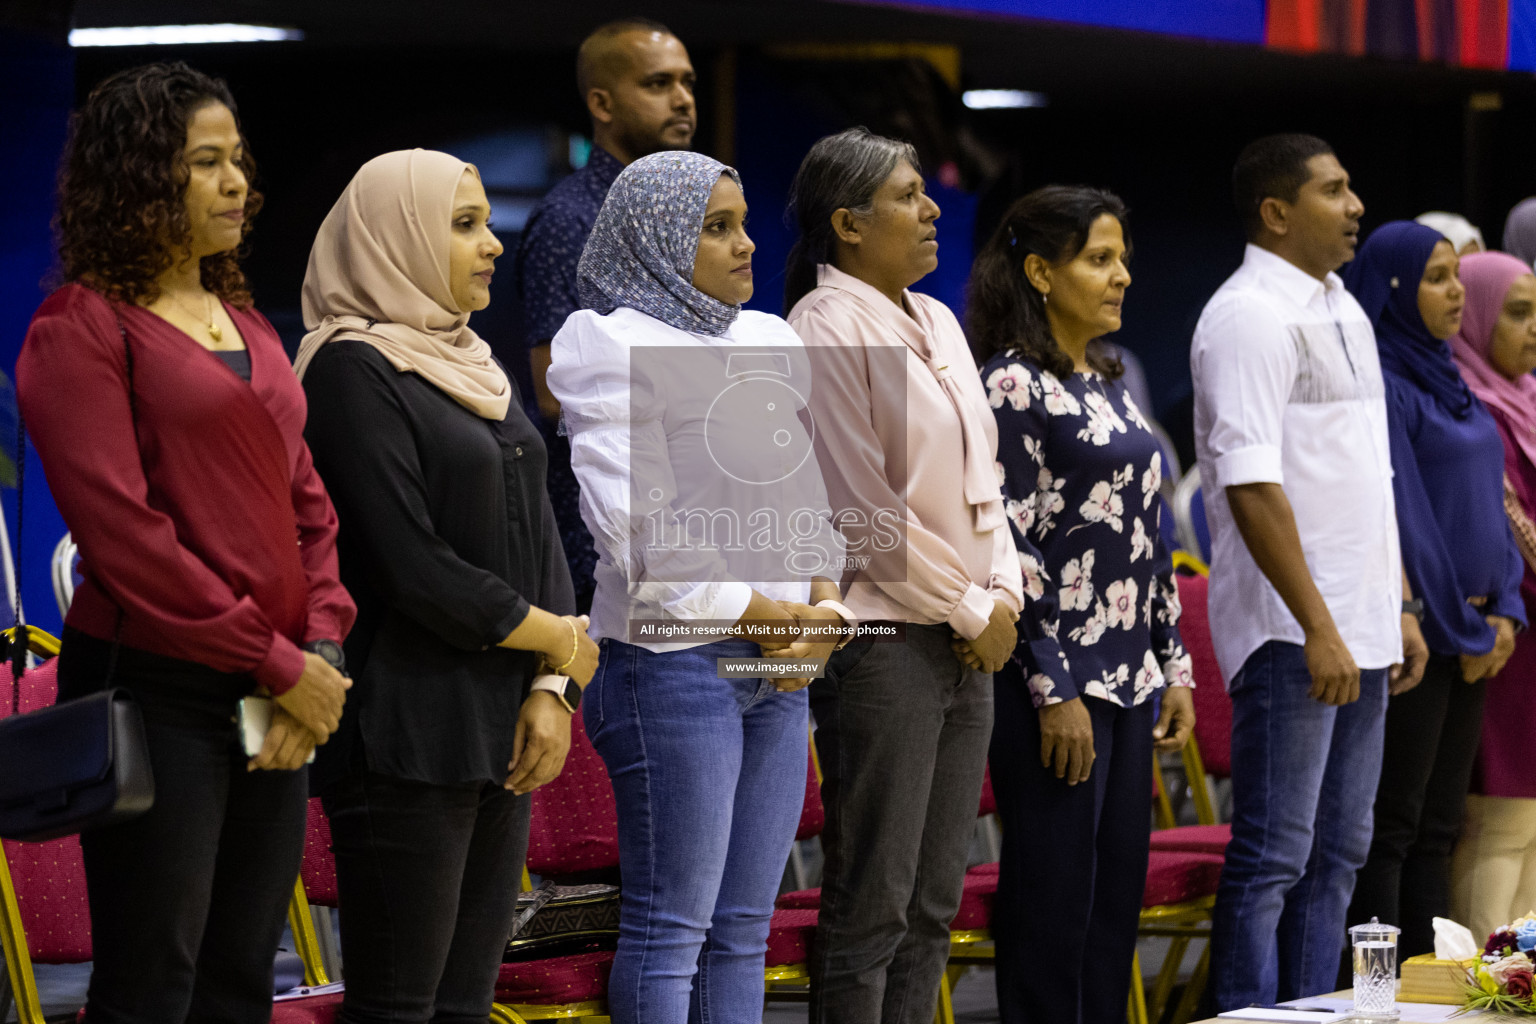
[1473,415,1536,798]
[16,284,355,694]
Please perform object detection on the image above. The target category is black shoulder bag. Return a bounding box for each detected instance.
[0,307,154,842]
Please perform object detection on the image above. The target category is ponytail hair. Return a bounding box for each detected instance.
[967,184,1129,379]
[783,127,918,314]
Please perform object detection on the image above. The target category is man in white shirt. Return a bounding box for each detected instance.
[1192,133,1429,1010]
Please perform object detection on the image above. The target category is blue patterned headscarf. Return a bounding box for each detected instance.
[1343,219,1475,419]
[577,151,742,337]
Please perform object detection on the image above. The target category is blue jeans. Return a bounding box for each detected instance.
[586,638,810,1024]
[1210,640,1389,1010]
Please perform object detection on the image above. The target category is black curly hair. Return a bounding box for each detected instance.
[56,61,262,308]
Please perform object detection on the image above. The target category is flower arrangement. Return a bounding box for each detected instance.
[1460,914,1536,1014]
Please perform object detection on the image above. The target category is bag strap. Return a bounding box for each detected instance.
[509,879,560,939]
[9,304,136,712]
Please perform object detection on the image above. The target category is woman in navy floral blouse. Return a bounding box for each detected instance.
[966,185,1196,1024]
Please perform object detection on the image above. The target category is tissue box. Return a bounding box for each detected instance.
[1399,954,1476,1004]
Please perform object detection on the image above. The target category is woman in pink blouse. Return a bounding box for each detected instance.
[1448,250,1536,939]
[784,127,1023,1024]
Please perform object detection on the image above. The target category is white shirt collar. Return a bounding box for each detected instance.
[1242,243,1345,310]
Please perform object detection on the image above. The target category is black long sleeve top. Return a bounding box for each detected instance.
[302,339,574,787]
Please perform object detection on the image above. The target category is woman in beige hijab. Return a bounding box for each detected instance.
[297,148,597,1023]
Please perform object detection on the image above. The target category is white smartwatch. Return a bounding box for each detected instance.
[530,672,582,714]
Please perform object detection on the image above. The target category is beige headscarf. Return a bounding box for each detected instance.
[295,148,511,420]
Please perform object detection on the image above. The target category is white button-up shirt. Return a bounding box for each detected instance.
[1192,244,1402,684]
[548,306,844,651]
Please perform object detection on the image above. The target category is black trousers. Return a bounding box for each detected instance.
[989,663,1154,1024]
[322,769,531,1024]
[59,629,308,1024]
[808,623,994,1024]
[1347,653,1487,960]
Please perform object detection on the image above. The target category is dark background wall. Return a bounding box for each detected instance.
[5,0,1536,631]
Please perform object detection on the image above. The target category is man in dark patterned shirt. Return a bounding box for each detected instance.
[512,17,698,613]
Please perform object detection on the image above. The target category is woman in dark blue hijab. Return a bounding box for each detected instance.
[1342,219,1526,960]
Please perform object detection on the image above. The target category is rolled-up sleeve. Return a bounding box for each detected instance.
[1195,296,1296,489]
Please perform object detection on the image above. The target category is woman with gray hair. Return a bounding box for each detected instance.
[548,150,851,1024]
[785,127,1024,1024]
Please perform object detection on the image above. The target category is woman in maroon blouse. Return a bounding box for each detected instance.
[15,63,355,1024]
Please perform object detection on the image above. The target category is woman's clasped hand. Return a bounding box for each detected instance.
[247,651,352,772]
[731,590,850,692]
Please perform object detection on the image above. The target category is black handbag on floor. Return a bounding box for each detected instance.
[0,307,153,842]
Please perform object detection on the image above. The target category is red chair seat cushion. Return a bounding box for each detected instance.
[776,887,820,910]
[978,766,997,817]
[270,991,346,1022]
[1148,824,1231,857]
[951,868,996,930]
[778,864,1001,928]
[1143,849,1224,908]
[766,908,818,967]
[79,992,345,1024]
[496,950,614,1005]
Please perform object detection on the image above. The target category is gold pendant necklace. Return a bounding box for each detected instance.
[171,291,222,343]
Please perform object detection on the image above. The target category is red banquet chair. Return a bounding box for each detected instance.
[775,757,997,1024]
[1149,570,1234,855]
[0,649,342,1024]
[514,707,817,1018]
[1136,568,1232,1024]
[290,792,611,1024]
[504,705,618,1021]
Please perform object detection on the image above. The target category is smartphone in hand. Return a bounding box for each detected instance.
[237,695,316,764]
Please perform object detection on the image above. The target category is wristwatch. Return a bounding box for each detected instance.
[530,673,583,714]
[1401,598,1425,621]
[304,638,347,674]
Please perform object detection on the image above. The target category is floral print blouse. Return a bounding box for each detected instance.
[981,353,1193,709]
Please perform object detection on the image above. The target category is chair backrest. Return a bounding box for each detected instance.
[1147,419,1184,487]
[526,708,619,877]
[51,532,79,620]
[794,744,824,841]
[1157,494,1182,563]
[1174,573,1231,779]
[1151,754,1177,830]
[0,513,18,631]
[299,798,338,908]
[978,763,997,818]
[1190,488,1210,565]
[1172,466,1211,564]
[1,660,94,966]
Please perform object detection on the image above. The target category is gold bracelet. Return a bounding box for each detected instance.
[552,618,579,673]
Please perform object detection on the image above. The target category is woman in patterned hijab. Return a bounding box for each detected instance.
[549,151,851,1024]
[576,150,741,335]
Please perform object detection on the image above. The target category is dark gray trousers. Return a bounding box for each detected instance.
[808,623,993,1024]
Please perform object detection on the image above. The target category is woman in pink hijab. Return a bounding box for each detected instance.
[1448,250,1536,939]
